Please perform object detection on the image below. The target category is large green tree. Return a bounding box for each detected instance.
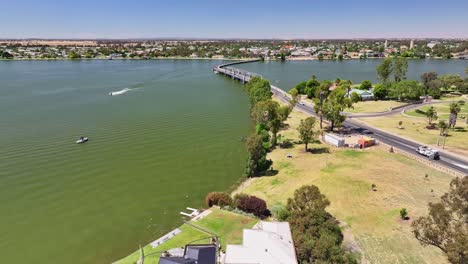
[323,89,353,130]
[412,177,468,264]
[245,133,272,177]
[313,80,332,129]
[440,74,464,90]
[286,185,357,264]
[376,58,393,83]
[389,80,423,101]
[287,185,330,212]
[297,117,317,151]
[247,77,272,105]
[393,57,408,82]
[360,80,373,90]
[251,100,281,146]
[421,72,438,90]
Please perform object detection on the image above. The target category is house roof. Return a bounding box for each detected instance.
[348,88,373,97]
[159,245,216,264]
[224,221,298,264]
[159,257,195,264]
[185,245,216,264]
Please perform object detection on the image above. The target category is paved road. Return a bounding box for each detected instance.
[270,86,468,176]
[344,100,452,118]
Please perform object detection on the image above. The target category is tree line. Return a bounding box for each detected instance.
[244,77,296,176]
[289,76,355,131]
[374,58,468,101]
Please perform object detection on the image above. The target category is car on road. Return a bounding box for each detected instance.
[416,146,440,160]
[362,129,373,134]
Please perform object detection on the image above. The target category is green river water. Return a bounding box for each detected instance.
[1,59,467,264]
[0,60,251,264]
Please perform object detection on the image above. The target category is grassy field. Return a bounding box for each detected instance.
[116,208,258,264]
[235,109,454,264]
[406,102,468,120]
[357,106,468,156]
[346,100,407,113]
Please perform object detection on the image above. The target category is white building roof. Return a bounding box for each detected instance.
[224,221,297,264]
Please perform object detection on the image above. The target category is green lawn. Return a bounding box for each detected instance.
[346,100,407,113]
[115,208,258,264]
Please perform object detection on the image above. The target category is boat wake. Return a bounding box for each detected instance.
[109,88,131,96]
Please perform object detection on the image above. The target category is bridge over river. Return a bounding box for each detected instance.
[213,60,468,176]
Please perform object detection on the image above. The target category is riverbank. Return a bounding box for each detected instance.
[2,56,465,62]
[232,105,454,264]
[115,208,258,264]
[0,57,246,61]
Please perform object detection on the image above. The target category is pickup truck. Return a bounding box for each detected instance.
[416,146,440,160]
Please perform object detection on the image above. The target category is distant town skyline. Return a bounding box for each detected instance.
[1,0,468,39]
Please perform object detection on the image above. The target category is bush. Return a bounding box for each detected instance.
[270,204,291,221]
[428,88,441,99]
[360,80,372,90]
[350,92,362,103]
[205,192,233,207]
[233,193,270,218]
[373,84,388,100]
[400,208,408,220]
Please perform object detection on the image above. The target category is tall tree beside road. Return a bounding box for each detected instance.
[247,77,272,106]
[313,81,331,129]
[437,120,449,147]
[394,57,408,82]
[297,117,317,151]
[376,58,393,83]
[323,88,353,130]
[449,102,461,128]
[412,177,468,264]
[426,106,438,125]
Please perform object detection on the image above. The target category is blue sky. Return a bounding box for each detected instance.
[1,0,467,39]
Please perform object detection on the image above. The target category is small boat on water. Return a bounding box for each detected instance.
[109,88,130,96]
[76,137,88,144]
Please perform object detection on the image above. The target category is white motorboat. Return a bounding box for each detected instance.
[76,137,88,144]
[109,88,130,96]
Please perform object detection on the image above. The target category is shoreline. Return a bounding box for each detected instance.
[0,57,461,62]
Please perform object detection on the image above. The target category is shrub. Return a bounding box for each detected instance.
[373,84,388,100]
[270,204,291,221]
[360,80,373,90]
[350,92,362,103]
[205,192,232,207]
[234,193,270,218]
[400,208,408,220]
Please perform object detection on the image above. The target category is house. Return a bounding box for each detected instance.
[159,244,217,264]
[347,88,374,101]
[224,221,298,264]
